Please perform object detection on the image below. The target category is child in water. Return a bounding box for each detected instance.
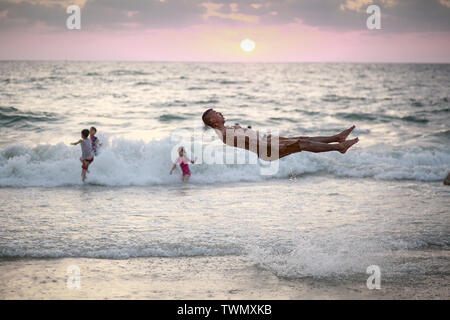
[71,129,94,182]
[170,146,196,182]
[89,126,102,156]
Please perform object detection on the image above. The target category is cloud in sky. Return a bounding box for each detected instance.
[1,0,450,31]
[0,0,449,61]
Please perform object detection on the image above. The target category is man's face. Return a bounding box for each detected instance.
[90,128,96,136]
[209,110,225,126]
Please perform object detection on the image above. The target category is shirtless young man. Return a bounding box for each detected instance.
[201,109,359,161]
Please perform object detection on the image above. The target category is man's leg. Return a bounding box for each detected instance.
[278,137,358,158]
[298,138,358,153]
[291,125,355,144]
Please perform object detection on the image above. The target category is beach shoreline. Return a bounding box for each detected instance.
[0,177,449,300]
[1,256,448,300]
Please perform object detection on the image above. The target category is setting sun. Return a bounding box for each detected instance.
[240,39,255,52]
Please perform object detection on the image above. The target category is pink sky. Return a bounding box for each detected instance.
[1,0,449,62]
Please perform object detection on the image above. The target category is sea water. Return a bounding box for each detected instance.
[0,62,449,298]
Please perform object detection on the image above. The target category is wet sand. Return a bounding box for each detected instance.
[1,256,448,299]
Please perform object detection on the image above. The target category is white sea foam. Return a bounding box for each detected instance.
[0,135,448,187]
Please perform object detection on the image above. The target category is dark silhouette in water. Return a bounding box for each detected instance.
[444,172,450,185]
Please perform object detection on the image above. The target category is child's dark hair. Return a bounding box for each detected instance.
[90,126,97,133]
[81,129,90,138]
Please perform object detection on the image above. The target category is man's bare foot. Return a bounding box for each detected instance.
[336,125,356,143]
[339,137,359,154]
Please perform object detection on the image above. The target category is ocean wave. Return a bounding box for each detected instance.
[28,76,64,82]
[409,99,424,107]
[294,109,321,116]
[194,99,219,105]
[187,86,207,90]
[248,233,449,278]
[321,94,366,102]
[430,129,450,139]
[429,107,450,114]
[205,79,251,85]
[109,70,150,76]
[269,117,298,123]
[0,106,59,127]
[0,135,449,187]
[248,240,384,278]
[1,233,445,277]
[336,112,429,123]
[0,246,241,259]
[157,114,188,122]
[85,72,102,76]
[134,81,159,86]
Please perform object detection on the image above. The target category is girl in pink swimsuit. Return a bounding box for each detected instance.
[170,146,196,182]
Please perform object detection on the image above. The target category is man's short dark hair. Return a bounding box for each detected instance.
[202,108,213,126]
[81,129,90,138]
[90,126,97,133]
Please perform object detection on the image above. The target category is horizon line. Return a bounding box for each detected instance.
[1,59,449,64]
